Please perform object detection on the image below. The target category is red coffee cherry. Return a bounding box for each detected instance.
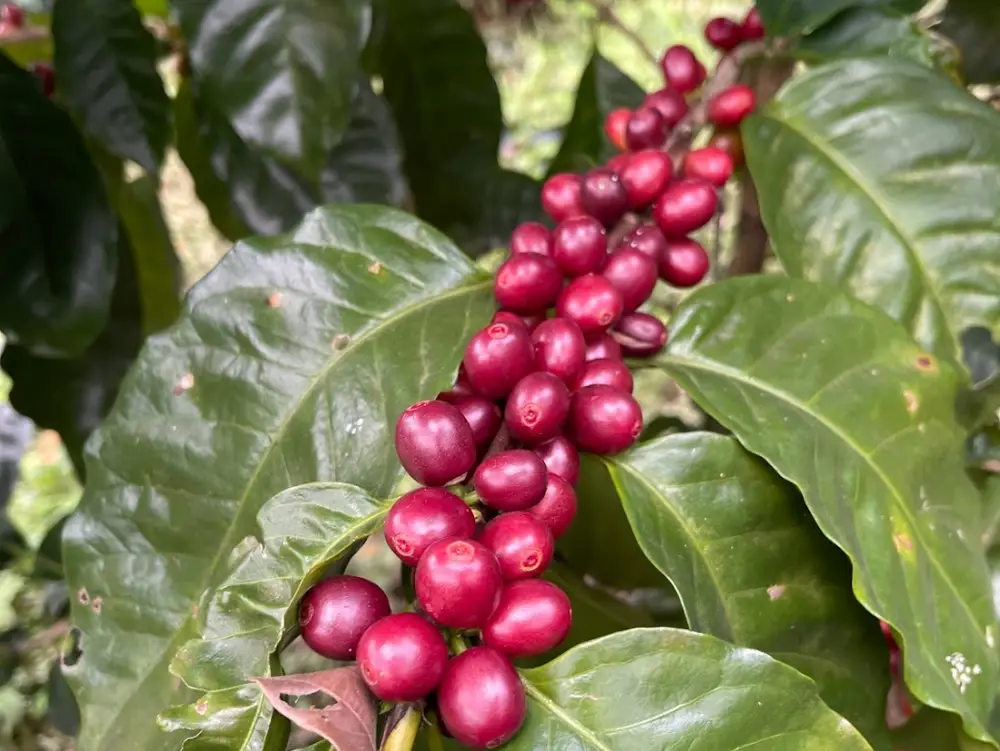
[604,107,631,151]
[415,538,502,628]
[660,45,705,93]
[601,248,658,314]
[483,579,572,657]
[437,648,526,749]
[618,223,668,264]
[479,512,554,580]
[708,84,757,128]
[494,253,563,314]
[31,62,54,97]
[298,576,390,660]
[385,488,477,566]
[541,173,584,222]
[653,179,719,237]
[490,310,529,330]
[474,449,549,511]
[510,221,552,256]
[705,17,742,51]
[356,613,449,701]
[708,128,745,167]
[532,317,587,385]
[528,474,577,537]
[552,215,607,277]
[556,274,624,337]
[568,385,643,455]
[615,312,668,357]
[606,152,631,175]
[683,147,734,188]
[742,7,765,40]
[395,401,476,486]
[580,168,628,227]
[574,358,634,393]
[583,331,622,362]
[505,372,571,445]
[625,107,667,151]
[463,322,536,399]
[620,150,673,210]
[534,436,580,486]
[643,87,688,128]
[0,2,24,27]
[451,395,502,454]
[660,237,710,287]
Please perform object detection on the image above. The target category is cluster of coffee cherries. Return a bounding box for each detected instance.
[0,3,55,96]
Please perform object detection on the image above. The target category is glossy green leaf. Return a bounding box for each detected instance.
[47,662,81,738]
[458,168,546,257]
[792,8,934,66]
[939,0,1000,84]
[655,275,999,742]
[743,58,1000,368]
[52,0,170,174]
[755,0,925,36]
[63,205,494,751]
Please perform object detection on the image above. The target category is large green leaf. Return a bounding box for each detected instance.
[655,275,999,742]
[791,8,934,66]
[743,58,1000,368]
[63,205,495,751]
[52,0,170,175]
[939,0,1000,84]
[159,482,389,749]
[755,0,925,36]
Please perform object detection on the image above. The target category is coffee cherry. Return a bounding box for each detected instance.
[583,331,622,362]
[568,385,643,454]
[474,449,548,511]
[528,473,577,536]
[494,253,563,314]
[620,150,673,210]
[552,216,607,277]
[580,168,628,227]
[601,248,658,314]
[510,222,552,256]
[483,579,572,657]
[606,153,631,175]
[534,436,580,485]
[395,401,477,486]
[532,318,586,385]
[660,237,710,287]
[385,488,477,566]
[708,128,745,167]
[705,17,742,51]
[479,512,554,580]
[31,62,54,97]
[463,322,536,399]
[356,613,449,701]
[653,179,719,237]
[660,45,705,93]
[416,538,502,628]
[298,576,390,660]
[604,108,631,151]
[618,223,668,264]
[742,7,765,40]
[556,274,624,337]
[708,84,757,128]
[683,147,734,188]
[643,88,688,128]
[437,648,526,749]
[625,107,667,151]
[505,372,571,445]
[451,395,503,454]
[490,310,530,331]
[0,2,23,27]
[615,312,668,357]
[574,358,634,393]
[541,173,584,222]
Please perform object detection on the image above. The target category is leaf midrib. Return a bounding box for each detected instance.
[522,680,613,751]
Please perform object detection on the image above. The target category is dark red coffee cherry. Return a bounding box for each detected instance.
[510,221,552,256]
[708,84,757,128]
[742,7,765,40]
[492,310,544,332]
[556,274,624,337]
[483,579,572,657]
[0,2,24,27]
[643,87,688,128]
[541,173,584,223]
[580,168,628,227]
[356,613,449,701]
[708,128,745,167]
[494,253,563,314]
[437,647,526,749]
[620,150,673,210]
[604,107,631,151]
[298,575,390,660]
[660,45,705,93]
[653,179,719,237]
[618,223,668,264]
[568,385,643,455]
[574,358,634,393]
[534,436,580,485]
[625,107,667,151]
[451,395,503,454]
[385,488,477,566]
[505,372,571,445]
[395,401,476,486]
[705,16,742,51]
[528,473,577,537]
[606,152,631,175]
[660,237,710,287]
[532,317,586,385]
[601,248,658,314]
[463,322,536,399]
[583,331,622,362]
[31,62,54,97]
[552,215,607,277]
[479,512,555,580]
[683,147,734,188]
[615,312,668,357]
[415,538,502,628]
[474,449,548,511]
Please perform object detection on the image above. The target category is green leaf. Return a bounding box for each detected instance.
[160,483,389,749]
[755,0,925,36]
[939,0,1000,84]
[0,404,31,567]
[892,707,996,751]
[791,8,934,66]
[655,274,999,743]
[510,628,873,749]
[172,0,370,181]
[743,58,1000,368]
[47,662,81,737]
[63,205,494,751]
[52,0,170,174]
[456,168,546,257]
[957,327,1000,430]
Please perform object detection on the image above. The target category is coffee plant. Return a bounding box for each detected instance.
[3,0,1000,748]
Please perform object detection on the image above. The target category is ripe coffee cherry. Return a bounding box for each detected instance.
[541,173,584,222]
[653,179,719,237]
[568,385,643,455]
[552,216,607,277]
[583,331,622,362]
[490,310,529,330]
[510,222,552,256]
[416,538,502,628]
[643,88,688,128]
[395,401,476,486]
[620,150,673,210]
[742,7,765,40]
[464,322,536,399]
[505,372,571,445]
[32,62,54,97]
[606,152,631,176]
[480,512,554,580]
[708,84,757,128]
[0,2,23,27]
[474,449,548,511]
[708,128,745,167]
[625,107,667,151]
[660,45,705,93]
[705,17,742,51]
[556,274,624,337]
[494,253,562,314]
[619,223,668,264]
[483,579,572,657]
[437,648,526,749]
[604,108,631,151]
[356,613,449,701]
[615,312,668,357]
[580,168,628,227]
[385,488,477,566]
[574,358,634,393]
[298,576,390,660]
[532,317,586,385]
[601,248,658,314]
[528,473,577,537]
[451,395,502,454]
[660,237,710,287]
[534,436,580,485]
[683,147,734,188]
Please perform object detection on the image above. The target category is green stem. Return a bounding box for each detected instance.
[449,632,469,656]
[380,703,422,751]
[426,717,447,751]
